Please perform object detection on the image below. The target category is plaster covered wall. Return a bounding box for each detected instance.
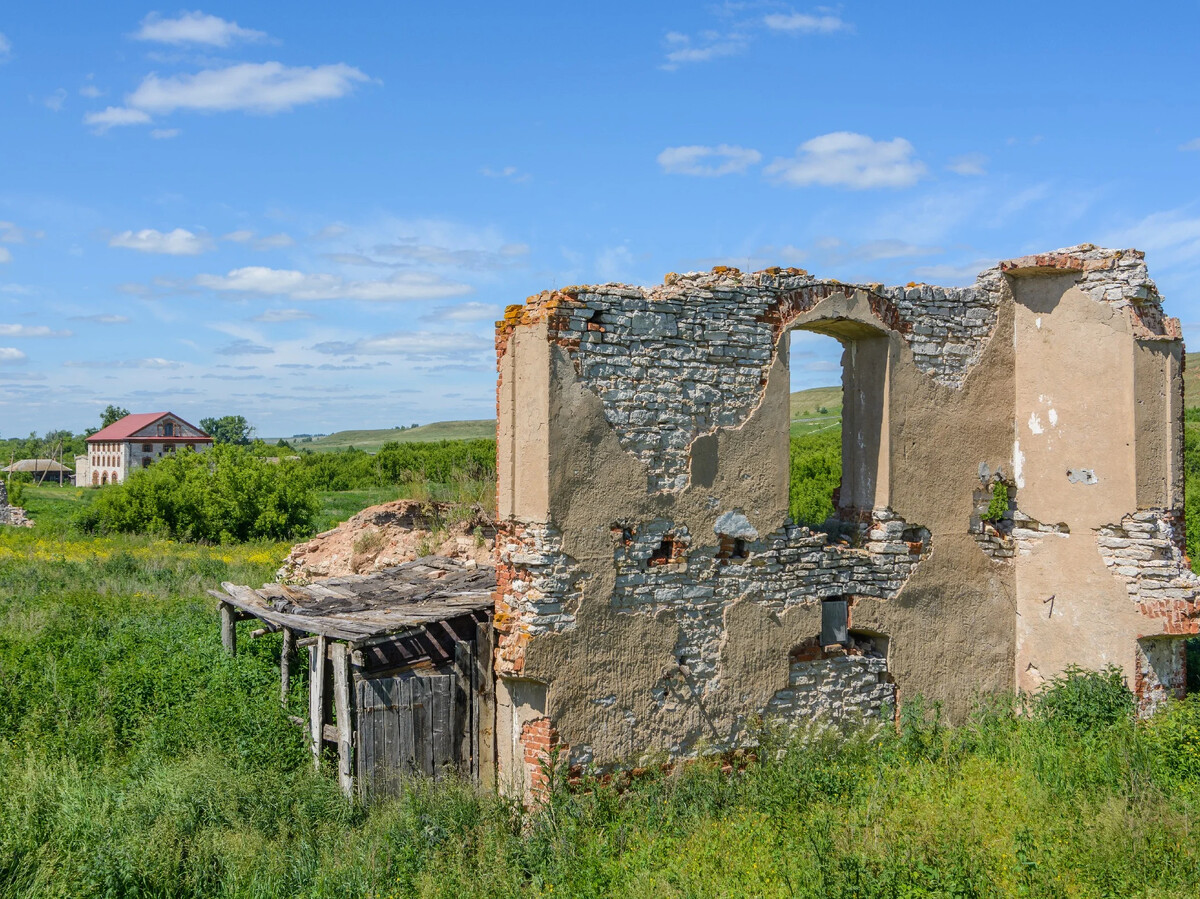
[493,246,1197,792]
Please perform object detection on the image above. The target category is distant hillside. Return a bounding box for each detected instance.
[790,385,842,437]
[276,420,495,453]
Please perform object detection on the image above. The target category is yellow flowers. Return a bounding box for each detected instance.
[0,530,287,568]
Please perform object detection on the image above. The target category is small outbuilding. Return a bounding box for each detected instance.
[214,557,495,798]
[2,458,73,485]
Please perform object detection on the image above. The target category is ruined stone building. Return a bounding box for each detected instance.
[492,245,1199,796]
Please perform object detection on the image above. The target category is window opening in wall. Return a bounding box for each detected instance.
[786,320,889,530]
[821,597,849,648]
[648,532,688,567]
[163,420,174,437]
[716,535,749,562]
[143,443,152,452]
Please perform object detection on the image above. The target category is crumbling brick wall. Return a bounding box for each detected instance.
[493,245,1198,793]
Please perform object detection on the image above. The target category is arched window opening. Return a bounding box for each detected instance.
[786,320,889,529]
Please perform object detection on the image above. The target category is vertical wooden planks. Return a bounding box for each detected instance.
[475,620,496,790]
[219,602,236,656]
[431,675,451,779]
[332,642,354,798]
[454,640,474,777]
[308,635,327,771]
[280,628,294,704]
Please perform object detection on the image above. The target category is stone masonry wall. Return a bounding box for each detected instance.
[1096,511,1200,635]
[500,267,1005,493]
[763,636,894,729]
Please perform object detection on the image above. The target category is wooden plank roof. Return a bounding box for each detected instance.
[212,556,495,642]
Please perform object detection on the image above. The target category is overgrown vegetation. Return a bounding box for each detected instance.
[1,511,1198,898]
[73,445,320,543]
[788,429,841,526]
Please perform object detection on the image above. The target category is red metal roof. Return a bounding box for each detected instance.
[87,412,210,442]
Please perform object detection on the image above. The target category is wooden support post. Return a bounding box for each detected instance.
[308,635,327,771]
[219,601,236,656]
[280,628,294,704]
[475,619,496,790]
[332,642,354,798]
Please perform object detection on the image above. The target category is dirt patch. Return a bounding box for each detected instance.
[277,499,495,583]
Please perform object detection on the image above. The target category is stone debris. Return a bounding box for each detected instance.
[277,499,494,584]
[0,481,32,528]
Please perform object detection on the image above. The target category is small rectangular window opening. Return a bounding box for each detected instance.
[821,597,848,648]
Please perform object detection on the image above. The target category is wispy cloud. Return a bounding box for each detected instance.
[70,313,130,324]
[44,89,68,112]
[0,248,11,264]
[481,165,531,183]
[661,30,748,69]
[312,330,492,359]
[133,11,268,47]
[1181,138,1200,152]
[84,61,370,131]
[151,128,181,139]
[64,357,182,369]
[947,152,988,176]
[765,132,926,189]
[0,32,10,63]
[424,301,499,322]
[0,221,43,244]
[85,106,152,132]
[0,324,72,338]
[215,338,274,356]
[763,10,851,33]
[252,308,314,322]
[109,227,214,255]
[0,347,27,363]
[194,266,472,301]
[657,144,761,176]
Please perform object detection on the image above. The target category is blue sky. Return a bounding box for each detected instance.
[1,2,1198,437]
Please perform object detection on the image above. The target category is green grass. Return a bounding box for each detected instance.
[790,386,842,437]
[312,486,411,533]
[276,421,495,453]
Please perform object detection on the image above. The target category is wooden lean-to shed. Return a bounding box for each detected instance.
[213,557,495,798]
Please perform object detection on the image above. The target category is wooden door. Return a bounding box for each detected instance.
[355,672,461,797]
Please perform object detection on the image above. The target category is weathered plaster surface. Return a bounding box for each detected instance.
[493,245,1197,788]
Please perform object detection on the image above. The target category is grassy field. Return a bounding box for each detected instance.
[790,385,842,437]
[276,420,495,453]
[4,445,1200,897]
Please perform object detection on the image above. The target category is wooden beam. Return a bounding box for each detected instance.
[332,642,354,799]
[475,620,496,790]
[219,601,236,656]
[280,627,294,705]
[308,635,327,771]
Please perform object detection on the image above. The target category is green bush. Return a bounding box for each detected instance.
[982,481,1009,522]
[1033,664,1134,730]
[73,445,319,543]
[5,472,30,507]
[789,430,841,526]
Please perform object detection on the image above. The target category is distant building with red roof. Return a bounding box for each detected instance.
[76,412,212,486]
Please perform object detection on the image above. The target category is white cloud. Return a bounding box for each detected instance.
[45,89,68,112]
[821,238,943,264]
[134,11,267,47]
[84,106,152,132]
[765,132,927,189]
[0,324,72,338]
[80,84,103,98]
[151,128,181,139]
[223,229,256,243]
[0,221,44,243]
[661,30,748,69]
[912,258,998,286]
[64,357,182,369]
[109,227,213,255]
[195,266,472,301]
[312,331,492,359]
[480,165,531,182]
[70,313,130,324]
[252,308,314,322]
[1109,209,1200,270]
[215,338,274,356]
[254,232,294,250]
[0,248,10,264]
[0,32,10,62]
[657,144,762,176]
[0,347,27,363]
[763,11,850,33]
[426,301,499,322]
[1181,138,1200,152]
[947,153,988,176]
[128,62,369,115]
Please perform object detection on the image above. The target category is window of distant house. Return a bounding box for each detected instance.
[143,443,152,452]
[163,421,174,437]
